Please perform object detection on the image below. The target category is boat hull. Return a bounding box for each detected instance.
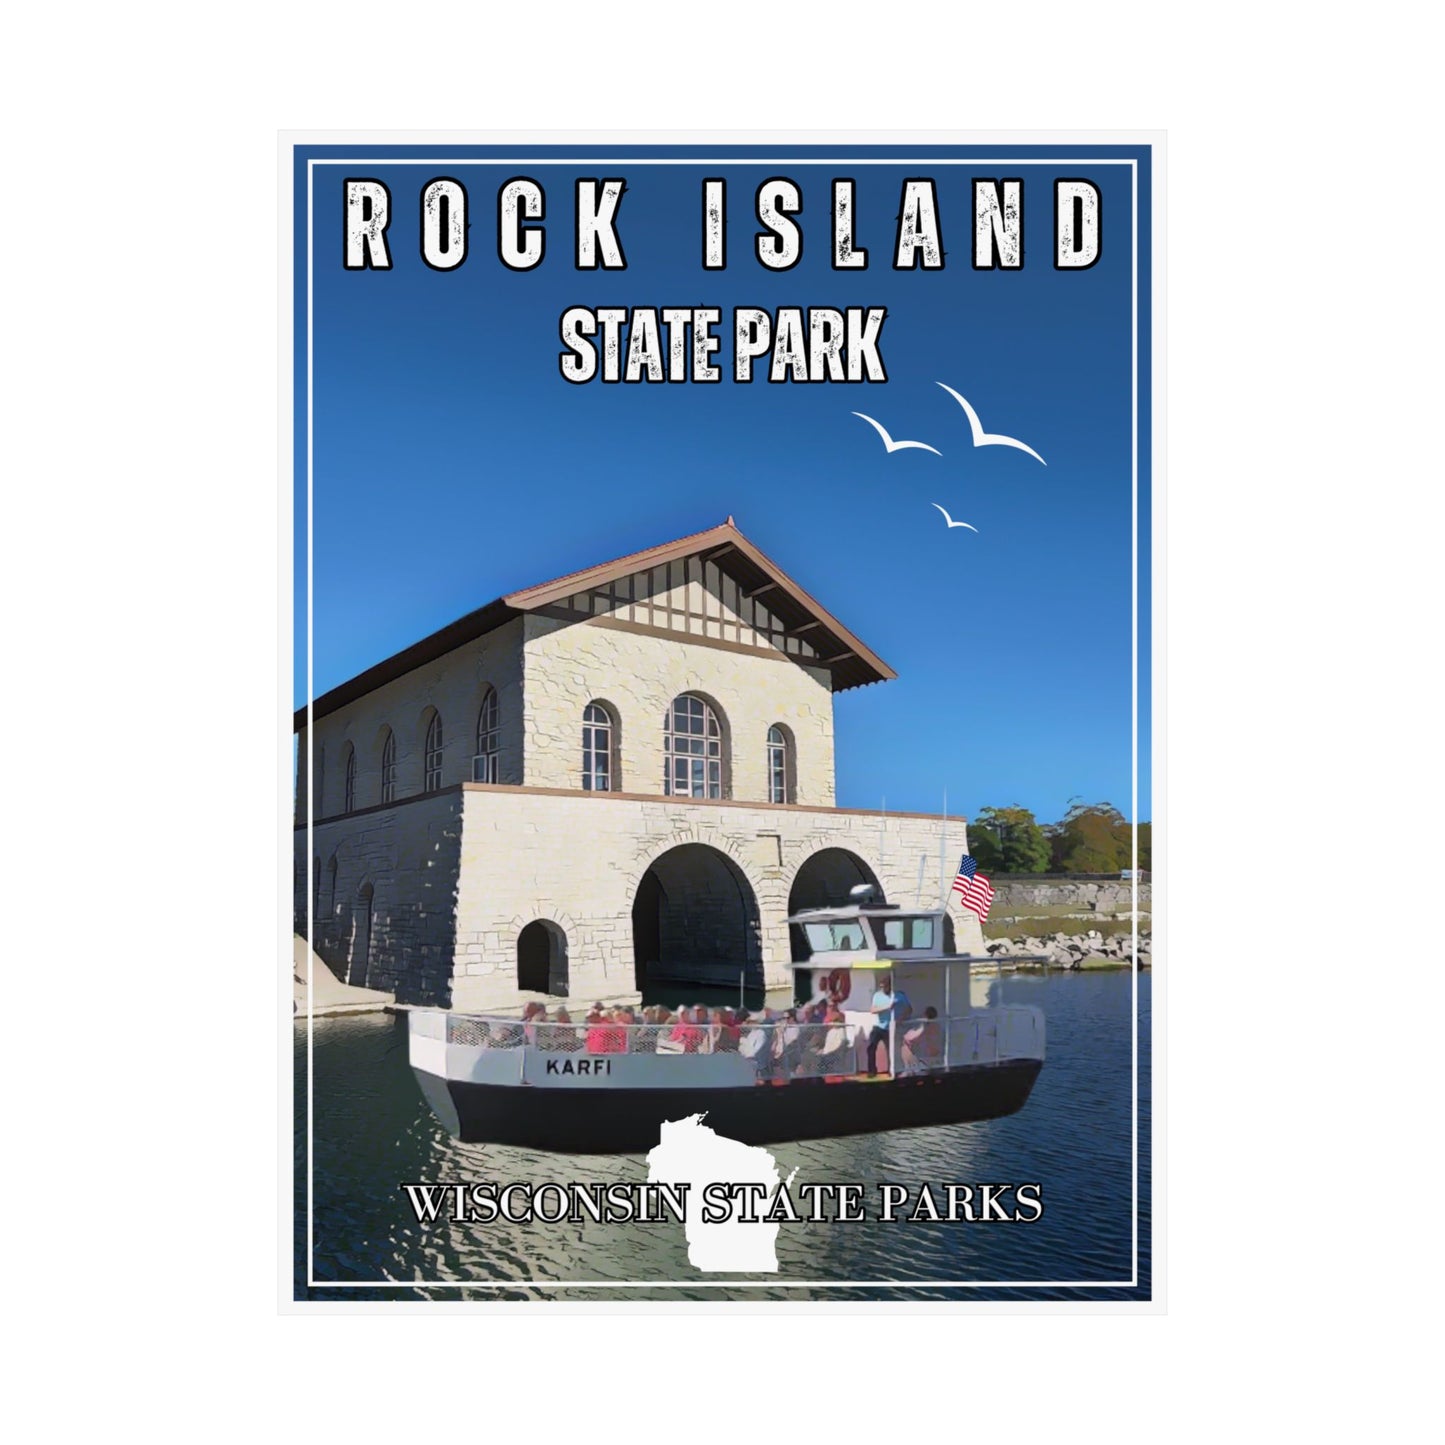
[413,1060,1043,1153]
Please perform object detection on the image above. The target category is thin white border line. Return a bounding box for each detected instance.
[307,1279,1137,1290]
[1131,157,1139,1289]
[306,165,316,1290]
[300,150,1145,1295]
[307,158,1139,167]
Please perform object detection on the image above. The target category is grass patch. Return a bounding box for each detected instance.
[983,914,1150,940]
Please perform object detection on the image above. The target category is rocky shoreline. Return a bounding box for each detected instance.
[984,928,1151,970]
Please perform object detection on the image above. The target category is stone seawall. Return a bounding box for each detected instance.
[990,877,1151,918]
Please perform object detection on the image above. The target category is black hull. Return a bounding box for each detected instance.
[415,1060,1043,1153]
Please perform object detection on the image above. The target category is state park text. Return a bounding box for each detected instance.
[335,173,1104,384]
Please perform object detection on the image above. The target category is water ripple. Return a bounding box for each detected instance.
[296,971,1150,1301]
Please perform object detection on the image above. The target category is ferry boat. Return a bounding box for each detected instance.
[407,888,1045,1153]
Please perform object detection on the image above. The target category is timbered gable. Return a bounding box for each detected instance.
[551,554,823,661]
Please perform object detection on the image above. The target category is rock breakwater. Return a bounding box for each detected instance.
[985,929,1151,970]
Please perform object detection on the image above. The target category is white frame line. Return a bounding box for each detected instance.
[302,150,1145,1293]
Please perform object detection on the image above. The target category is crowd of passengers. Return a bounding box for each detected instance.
[464,998,944,1076]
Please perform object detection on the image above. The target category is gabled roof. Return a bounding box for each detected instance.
[295,519,895,731]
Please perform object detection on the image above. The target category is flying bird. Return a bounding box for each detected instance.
[931,503,977,532]
[936,383,1046,465]
[851,411,942,456]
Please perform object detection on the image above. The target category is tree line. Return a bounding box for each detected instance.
[968,802,1151,875]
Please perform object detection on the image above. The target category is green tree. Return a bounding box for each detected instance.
[1053,801,1130,874]
[971,805,1051,874]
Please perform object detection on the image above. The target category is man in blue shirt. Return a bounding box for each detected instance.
[866,973,911,1077]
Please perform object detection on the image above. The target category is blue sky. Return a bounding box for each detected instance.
[295,145,1151,824]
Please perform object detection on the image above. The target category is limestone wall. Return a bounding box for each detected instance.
[991,876,1152,917]
[299,617,525,821]
[294,789,463,1006]
[449,786,979,1012]
[521,613,836,805]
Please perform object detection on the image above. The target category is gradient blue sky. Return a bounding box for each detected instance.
[294,144,1151,824]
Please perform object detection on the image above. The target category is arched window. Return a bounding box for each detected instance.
[380,729,397,803]
[343,746,357,813]
[582,702,615,791]
[474,688,499,783]
[327,855,338,916]
[664,693,723,798]
[424,712,444,792]
[767,724,794,804]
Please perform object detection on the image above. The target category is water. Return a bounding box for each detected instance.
[294,970,1151,1300]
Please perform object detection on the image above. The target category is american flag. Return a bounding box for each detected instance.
[951,854,995,921]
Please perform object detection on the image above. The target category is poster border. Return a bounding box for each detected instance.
[281,129,1163,1310]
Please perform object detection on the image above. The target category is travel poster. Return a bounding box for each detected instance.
[287,133,1157,1306]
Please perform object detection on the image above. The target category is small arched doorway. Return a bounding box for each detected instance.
[348,882,375,987]
[631,843,762,996]
[517,920,569,997]
[787,848,880,961]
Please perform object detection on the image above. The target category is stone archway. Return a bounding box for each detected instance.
[348,882,375,987]
[787,847,880,961]
[517,919,569,997]
[631,843,762,995]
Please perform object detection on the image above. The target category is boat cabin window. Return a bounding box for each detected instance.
[874,916,936,951]
[804,920,869,952]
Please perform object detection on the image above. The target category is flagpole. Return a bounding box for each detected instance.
[938,788,949,909]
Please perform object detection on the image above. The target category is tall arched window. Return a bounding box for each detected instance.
[343,746,357,813]
[767,724,794,804]
[380,729,397,803]
[424,712,444,791]
[664,693,723,798]
[474,688,499,782]
[582,702,615,791]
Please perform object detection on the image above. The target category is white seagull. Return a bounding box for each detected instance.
[851,411,942,456]
[936,382,1046,465]
[931,503,977,532]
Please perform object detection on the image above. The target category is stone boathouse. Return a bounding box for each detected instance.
[293,519,980,1009]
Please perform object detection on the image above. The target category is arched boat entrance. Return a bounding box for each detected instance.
[631,844,763,997]
[788,848,880,962]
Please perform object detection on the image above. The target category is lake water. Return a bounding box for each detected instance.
[294,969,1151,1301]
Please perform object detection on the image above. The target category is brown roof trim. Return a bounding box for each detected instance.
[503,520,734,608]
[295,519,894,732]
[506,519,895,689]
[295,599,518,731]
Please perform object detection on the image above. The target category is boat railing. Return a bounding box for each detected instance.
[428,1008,1043,1074]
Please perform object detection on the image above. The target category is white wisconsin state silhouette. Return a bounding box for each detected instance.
[646,1114,791,1273]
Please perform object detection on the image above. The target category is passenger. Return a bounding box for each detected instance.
[522,1000,548,1045]
[634,1005,660,1054]
[714,1007,741,1053]
[544,1007,577,1052]
[490,1016,525,1048]
[902,1006,943,1073]
[694,1005,715,1055]
[667,1006,705,1054]
[601,1007,631,1053]
[585,1005,611,1053]
[865,973,897,1077]
[818,1005,853,1074]
[776,1009,804,1077]
[738,1009,772,1074]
